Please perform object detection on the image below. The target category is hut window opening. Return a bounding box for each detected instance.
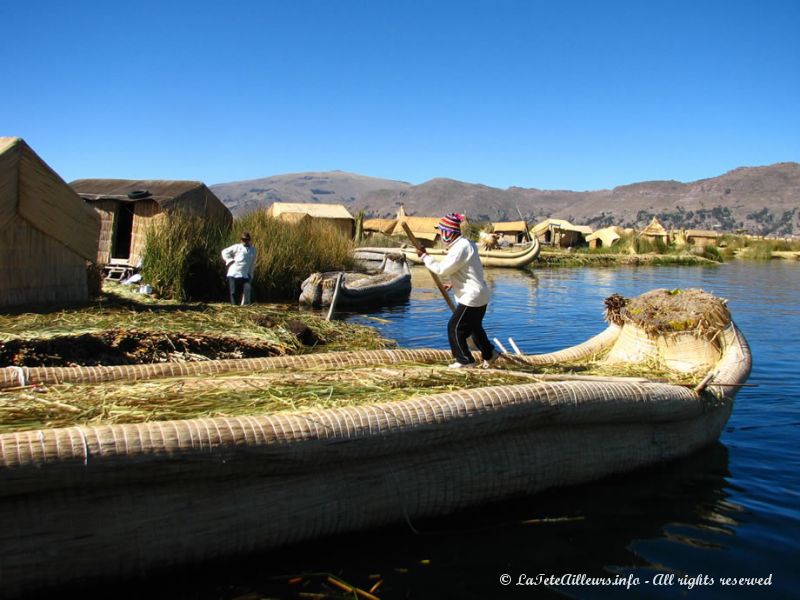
[112,204,134,260]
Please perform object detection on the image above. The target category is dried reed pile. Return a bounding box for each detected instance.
[0,365,538,434]
[605,289,731,343]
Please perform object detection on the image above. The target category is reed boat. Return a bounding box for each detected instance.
[402,236,540,268]
[0,289,750,596]
[299,253,411,307]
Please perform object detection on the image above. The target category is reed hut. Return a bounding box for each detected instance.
[491,220,530,244]
[531,218,592,247]
[639,217,669,244]
[266,202,355,238]
[362,217,397,237]
[71,179,232,272]
[586,226,622,249]
[685,229,719,248]
[390,206,442,247]
[0,137,100,309]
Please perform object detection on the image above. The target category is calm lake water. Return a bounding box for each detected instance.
[73,261,799,600]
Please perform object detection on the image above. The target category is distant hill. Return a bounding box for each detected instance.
[211,162,800,236]
[210,171,410,217]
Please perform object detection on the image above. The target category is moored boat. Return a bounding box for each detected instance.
[0,289,750,596]
[299,253,411,307]
[401,236,540,268]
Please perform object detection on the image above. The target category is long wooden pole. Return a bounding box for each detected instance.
[401,222,455,311]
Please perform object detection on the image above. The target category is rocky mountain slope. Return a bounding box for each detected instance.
[211,163,800,236]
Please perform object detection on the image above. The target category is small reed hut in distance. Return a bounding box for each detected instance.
[490,220,530,244]
[390,206,442,247]
[71,179,232,276]
[0,137,100,309]
[266,202,355,238]
[531,218,593,248]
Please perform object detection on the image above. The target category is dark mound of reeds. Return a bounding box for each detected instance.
[611,288,731,341]
[0,330,283,367]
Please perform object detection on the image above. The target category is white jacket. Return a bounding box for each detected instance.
[422,236,490,307]
[221,243,256,279]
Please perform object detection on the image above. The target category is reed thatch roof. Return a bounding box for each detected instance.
[491,220,528,233]
[640,216,668,237]
[531,218,592,236]
[266,202,354,220]
[70,179,232,226]
[363,218,397,234]
[685,229,719,239]
[586,226,621,246]
[1,137,99,261]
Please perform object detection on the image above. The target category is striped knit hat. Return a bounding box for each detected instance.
[437,212,463,243]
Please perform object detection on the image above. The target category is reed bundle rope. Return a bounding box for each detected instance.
[0,378,707,471]
[0,325,623,389]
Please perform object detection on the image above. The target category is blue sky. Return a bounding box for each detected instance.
[3,0,798,190]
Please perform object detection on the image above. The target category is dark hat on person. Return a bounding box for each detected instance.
[240,232,252,241]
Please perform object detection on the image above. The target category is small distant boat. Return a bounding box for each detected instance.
[299,253,411,307]
[404,237,541,268]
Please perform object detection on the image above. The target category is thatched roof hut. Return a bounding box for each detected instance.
[1,137,100,309]
[266,202,355,238]
[491,220,529,244]
[389,206,442,246]
[685,229,720,248]
[71,179,232,268]
[531,218,593,247]
[586,226,622,249]
[639,217,669,243]
[363,218,397,235]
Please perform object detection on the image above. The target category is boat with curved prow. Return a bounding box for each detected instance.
[402,236,541,268]
[0,288,750,597]
[299,253,411,307]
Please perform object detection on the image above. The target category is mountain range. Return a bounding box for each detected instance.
[210,162,800,236]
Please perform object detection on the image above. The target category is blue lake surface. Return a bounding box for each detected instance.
[76,261,800,599]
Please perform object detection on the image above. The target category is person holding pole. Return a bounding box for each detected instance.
[416,213,500,369]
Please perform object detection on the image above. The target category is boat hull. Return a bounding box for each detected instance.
[402,237,540,268]
[0,323,751,596]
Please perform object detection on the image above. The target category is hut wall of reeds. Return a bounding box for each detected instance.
[586,226,622,249]
[491,220,529,244]
[0,137,100,309]
[685,229,720,248]
[531,218,592,247]
[266,202,355,238]
[70,179,232,266]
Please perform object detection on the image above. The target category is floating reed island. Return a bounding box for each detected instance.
[0,289,751,596]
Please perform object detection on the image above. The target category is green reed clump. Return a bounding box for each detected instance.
[356,233,404,248]
[232,213,356,301]
[142,215,229,301]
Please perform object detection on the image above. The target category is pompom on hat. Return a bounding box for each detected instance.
[437,212,464,243]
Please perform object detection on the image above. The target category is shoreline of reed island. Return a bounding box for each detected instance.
[0,282,390,368]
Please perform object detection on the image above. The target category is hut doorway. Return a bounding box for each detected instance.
[112,204,134,260]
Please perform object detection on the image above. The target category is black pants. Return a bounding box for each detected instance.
[228,277,252,305]
[448,303,495,364]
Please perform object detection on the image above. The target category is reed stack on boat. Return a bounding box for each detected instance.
[0,289,751,596]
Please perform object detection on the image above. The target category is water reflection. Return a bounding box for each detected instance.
[62,445,738,600]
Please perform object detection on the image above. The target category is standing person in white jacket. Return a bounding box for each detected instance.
[417,213,500,369]
[221,232,256,305]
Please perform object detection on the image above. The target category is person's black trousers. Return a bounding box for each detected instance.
[228,276,252,305]
[448,303,495,364]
